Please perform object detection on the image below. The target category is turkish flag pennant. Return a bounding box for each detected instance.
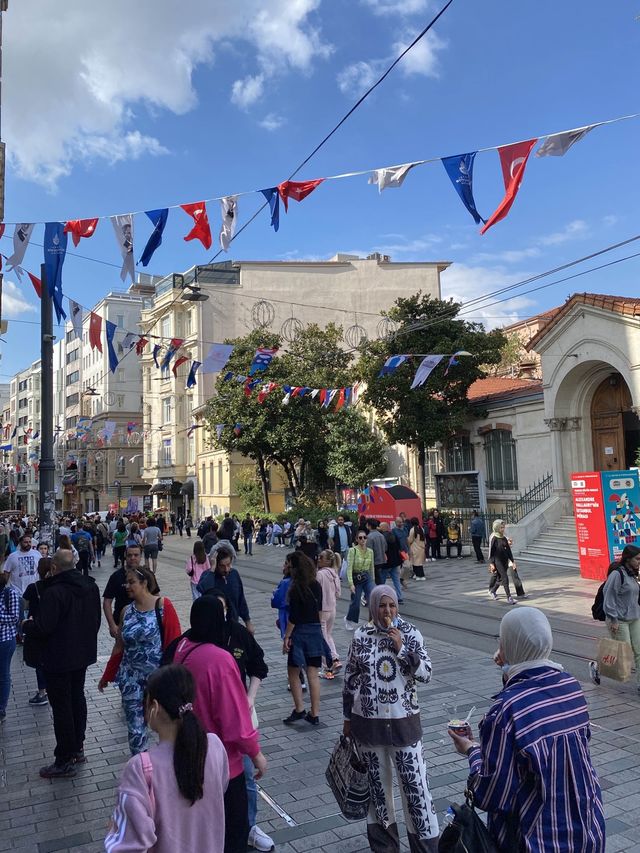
[334,388,346,410]
[277,179,324,212]
[135,336,149,355]
[64,218,99,247]
[319,389,327,405]
[172,355,189,377]
[481,139,537,234]
[89,312,103,352]
[257,382,277,404]
[181,202,212,250]
[0,224,5,239]
[27,271,42,298]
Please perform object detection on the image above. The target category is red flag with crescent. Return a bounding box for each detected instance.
[89,312,103,352]
[172,355,189,377]
[64,218,99,246]
[481,139,537,234]
[277,179,324,212]
[135,336,148,355]
[181,202,212,250]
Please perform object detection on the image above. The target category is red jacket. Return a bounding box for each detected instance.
[102,597,181,683]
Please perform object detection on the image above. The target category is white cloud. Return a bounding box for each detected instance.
[231,75,265,109]
[362,0,429,14]
[373,233,443,256]
[472,247,541,265]
[441,263,537,329]
[259,113,286,131]
[337,29,445,97]
[470,219,590,266]
[4,0,331,188]
[538,219,588,246]
[602,214,618,227]
[2,280,37,318]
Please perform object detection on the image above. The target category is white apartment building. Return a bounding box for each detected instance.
[8,361,42,514]
[140,254,447,517]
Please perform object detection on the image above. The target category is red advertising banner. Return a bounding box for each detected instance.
[570,472,610,580]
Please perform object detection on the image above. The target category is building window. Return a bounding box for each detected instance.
[209,462,214,495]
[162,397,171,424]
[160,316,171,339]
[185,310,193,336]
[66,371,80,386]
[201,463,206,493]
[445,435,475,471]
[188,436,195,466]
[117,369,125,382]
[66,393,79,407]
[66,415,78,429]
[484,429,518,491]
[66,348,79,364]
[116,314,125,329]
[117,395,125,408]
[163,439,172,466]
[218,460,223,494]
[424,446,440,490]
[117,455,126,476]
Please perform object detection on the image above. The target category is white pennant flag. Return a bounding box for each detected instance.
[368,163,416,192]
[410,355,444,390]
[121,332,137,350]
[536,125,597,158]
[111,214,135,283]
[219,196,238,252]
[6,223,35,276]
[69,299,83,340]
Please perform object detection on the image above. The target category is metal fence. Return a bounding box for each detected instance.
[439,472,553,546]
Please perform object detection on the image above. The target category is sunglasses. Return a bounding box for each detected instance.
[357,535,367,540]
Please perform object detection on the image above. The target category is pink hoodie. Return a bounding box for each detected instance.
[184,554,210,586]
[105,734,229,853]
[173,638,260,778]
[317,566,341,613]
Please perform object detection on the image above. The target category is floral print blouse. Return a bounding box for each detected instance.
[343,617,432,747]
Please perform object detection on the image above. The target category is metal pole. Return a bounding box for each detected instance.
[39,263,55,544]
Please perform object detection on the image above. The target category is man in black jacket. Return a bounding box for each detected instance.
[22,548,101,778]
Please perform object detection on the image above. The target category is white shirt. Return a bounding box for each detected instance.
[3,547,41,595]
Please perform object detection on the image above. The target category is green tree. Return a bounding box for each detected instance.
[358,294,505,505]
[234,466,265,516]
[202,324,387,511]
[482,331,524,377]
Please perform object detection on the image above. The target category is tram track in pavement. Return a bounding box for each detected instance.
[232,558,599,668]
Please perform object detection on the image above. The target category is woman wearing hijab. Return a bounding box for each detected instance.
[343,585,439,853]
[488,519,516,604]
[449,607,605,852]
[172,596,268,853]
[598,543,640,689]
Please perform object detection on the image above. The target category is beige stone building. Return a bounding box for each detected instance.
[140,254,448,518]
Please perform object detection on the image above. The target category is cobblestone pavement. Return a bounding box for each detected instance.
[1,534,639,852]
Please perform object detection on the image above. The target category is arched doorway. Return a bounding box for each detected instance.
[591,374,640,470]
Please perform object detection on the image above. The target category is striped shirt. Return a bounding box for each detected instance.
[0,585,21,643]
[467,666,605,853]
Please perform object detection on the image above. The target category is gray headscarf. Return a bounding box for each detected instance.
[500,606,563,680]
[368,584,399,631]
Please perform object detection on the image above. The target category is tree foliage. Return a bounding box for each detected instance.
[202,324,387,510]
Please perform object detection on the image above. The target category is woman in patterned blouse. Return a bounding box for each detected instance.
[343,585,439,852]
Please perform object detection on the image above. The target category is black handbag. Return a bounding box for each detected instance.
[438,789,500,853]
[325,735,370,820]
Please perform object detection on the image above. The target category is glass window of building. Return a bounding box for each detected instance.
[445,434,475,471]
[484,429,518,491]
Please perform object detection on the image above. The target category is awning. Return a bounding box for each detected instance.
[149,482,170,495]
[180,481,194,497]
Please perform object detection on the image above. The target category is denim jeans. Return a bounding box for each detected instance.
[243,753,258,827]
[0,637,16,713]
[244,536,253,555]
[380,566,403,601]
[346,573,375,623]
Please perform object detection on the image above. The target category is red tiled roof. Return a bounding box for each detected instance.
[468,377,543,404]
[527,293,640,350]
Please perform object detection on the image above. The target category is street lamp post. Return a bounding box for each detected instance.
[39,265,55,544]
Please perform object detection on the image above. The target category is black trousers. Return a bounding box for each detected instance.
[77,550,91,577]
[45,667,88,765]
[224,771,249,853]
[472,535,484,561]
[489,562,512,598]
[446,540,461,557]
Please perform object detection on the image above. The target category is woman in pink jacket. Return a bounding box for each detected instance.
[173,596,268,853]
[317,549,342,679]
[184,540,210,601]
[105,664,229,853]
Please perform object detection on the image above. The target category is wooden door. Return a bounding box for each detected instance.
[591,375,631,470]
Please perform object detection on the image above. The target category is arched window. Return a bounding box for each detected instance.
[483,429,517,490]
[445,434,474,471]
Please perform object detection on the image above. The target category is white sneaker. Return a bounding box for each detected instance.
[344,617,358,631]
[248,824,275,851]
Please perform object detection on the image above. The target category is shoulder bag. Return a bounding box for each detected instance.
[325,735,370,821]
[438,788,500,853]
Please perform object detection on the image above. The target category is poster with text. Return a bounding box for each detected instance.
[600,469,640,563]
[570,472,609,580]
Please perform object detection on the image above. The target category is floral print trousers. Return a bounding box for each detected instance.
[358,740,439,852]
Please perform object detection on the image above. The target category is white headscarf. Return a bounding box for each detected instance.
[500,606,563,680]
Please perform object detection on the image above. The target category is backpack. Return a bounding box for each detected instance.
[591,566,623,621]
[75,533,90,553]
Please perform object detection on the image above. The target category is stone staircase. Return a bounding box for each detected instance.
[517,514,580,571]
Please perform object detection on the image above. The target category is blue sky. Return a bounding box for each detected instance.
[0,0,637,377]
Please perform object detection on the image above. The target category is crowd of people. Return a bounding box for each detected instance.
[0,503,614,853]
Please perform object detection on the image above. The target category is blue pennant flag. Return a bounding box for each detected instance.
[105,321,119,373]
[139,208,169,267]
[0,443,12,452]
[222,371,234,382]
[344,387,352,407]
[441,153,484,225]
[152,344,161,369]
[161,346,176,371]
[248,346,278,377]
[44,222,68,323]
[260,188,280,232]
[378,354,409,377]
[186,360,201,389]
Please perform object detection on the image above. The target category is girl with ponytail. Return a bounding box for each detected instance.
[105,664,229,853]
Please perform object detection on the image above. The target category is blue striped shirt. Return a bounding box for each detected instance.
[467,666,605,853]
[0,585,21,643]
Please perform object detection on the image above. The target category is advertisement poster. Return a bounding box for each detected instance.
[600,469,640,562]
[570,472,609,580]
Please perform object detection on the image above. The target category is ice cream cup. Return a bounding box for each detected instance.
[447,719,472,737]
